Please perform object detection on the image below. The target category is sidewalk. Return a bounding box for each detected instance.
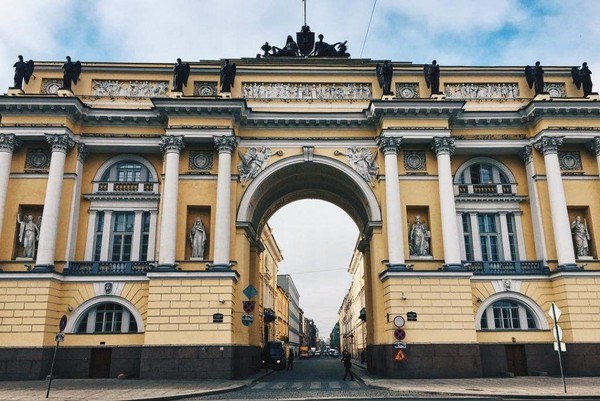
[352,359,600,399]
[0,371,269,401]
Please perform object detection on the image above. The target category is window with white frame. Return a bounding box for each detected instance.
[85,155,159,263]
[480,300,538,330]
[75,302,139,334]
[458,162,510,185]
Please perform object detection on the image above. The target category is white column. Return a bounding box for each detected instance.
[432,137,463,269]
[519,146,547,260]
[533,137,577,269]
[131,210,144,261]
[514,213,527,259]
[84,210,98,260]
[147,210,158,261]
[456,213,466,260]
[376,136,406,269]
[65,144,88,261]
[498,212,512,260]
[35,134,75,270]
[100,211,113,260]
[0,134,21,240]
[211,135,239,268]
[470,213,483,260]
[157,136,184,269]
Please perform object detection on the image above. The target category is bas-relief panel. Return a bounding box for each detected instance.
[194,82,218,97]
[41,79,62,94]
[445,83,520,99]
[544,83,566,98]
[92,80,169,97]
[242,82,372,100]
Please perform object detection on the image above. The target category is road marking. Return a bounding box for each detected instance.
[347,381,360,388]
[291,382,303,389]
[328,381,341,389]
[252,382,267,389]
[309,381,321,389]
[272,382,286,389]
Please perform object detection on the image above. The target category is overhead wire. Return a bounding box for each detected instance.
[360,0,378,58]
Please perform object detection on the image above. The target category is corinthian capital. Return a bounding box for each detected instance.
[159,135,185,154]
[586,137,600,157]
[214,135,239,154]
[432,136,455,156]
[376,136,402,156]
[518,145,533,164]
[0,134,22,153]
[533,136,563,156]
[45,134,75,153]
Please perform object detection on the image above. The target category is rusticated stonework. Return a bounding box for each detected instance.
[92,80,169,97]
[445,83,520,99]
[242,82,372,101]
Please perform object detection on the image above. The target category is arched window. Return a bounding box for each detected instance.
[74,302,141,334]
[479,300,539,330]
[100,160,151,182]
[458,162,510,185]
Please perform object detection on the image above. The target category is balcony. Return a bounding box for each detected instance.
[455,183,516,196]
[64,261,155,275]
[93,181,158,194]
[464,260,549,275]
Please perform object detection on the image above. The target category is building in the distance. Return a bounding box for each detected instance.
[338,250,367,358]
[277,274,301,354]
[1,50,600,380]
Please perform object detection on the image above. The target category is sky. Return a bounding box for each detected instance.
[2,0,600,336]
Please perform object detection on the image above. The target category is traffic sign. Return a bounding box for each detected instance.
[393,328,406,341]
[242,301,256,314]
[243,285,257,300]
[554,342,567,352]
[548,303,561,323]
[59,315,68,332]
[552,325,563,342]
[394,349,408,362]
[393,342,407,349]
[55,333,65,342]
[393,316,405,328]
[241,313,254,326]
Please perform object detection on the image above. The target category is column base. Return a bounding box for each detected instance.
[7,88,24,96]
[31,264,55,272]
[57,89,74,97]
[385,263,411,271]
[442,263,467,271]
[156,263,178,271]
[206,262,236,270]
[557,263,582,271]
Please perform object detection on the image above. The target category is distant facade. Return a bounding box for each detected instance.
[1,56,600,380]
[338,250,366,358]
[277,274,301,350]
[275,285,289,343]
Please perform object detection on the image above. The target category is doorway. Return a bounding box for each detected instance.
[505,344,528,376]
[89,348,112,378]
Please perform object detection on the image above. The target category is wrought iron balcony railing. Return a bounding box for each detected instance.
[455,183,516,196]
[64,261,155,275]
[464,260,548,275]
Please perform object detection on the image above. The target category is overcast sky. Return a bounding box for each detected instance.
[2,0,600,337]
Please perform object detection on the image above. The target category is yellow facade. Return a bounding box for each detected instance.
[1,58,600,380]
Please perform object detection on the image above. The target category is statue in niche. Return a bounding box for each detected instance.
[172,58,190,92]
[17,214,40,258]
[424,60,441,95]
[61,56,81,91]
[409,215,430,257]
[572,62,594,97]
[525,61,545,95]
[12,55,34,90]
[376,61,394,96]
[219,59,237,93]
[189,217,207,259]
[341,146,378,186]
[238,146,272,186]
[571,216,590,258]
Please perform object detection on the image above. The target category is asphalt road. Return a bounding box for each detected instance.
[188,356,501,400]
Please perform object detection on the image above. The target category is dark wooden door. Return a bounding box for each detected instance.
[89,348,112,378]
[505,344,528,376]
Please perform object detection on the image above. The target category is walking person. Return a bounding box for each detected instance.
[342,350,355,381]
[287,348,294,370]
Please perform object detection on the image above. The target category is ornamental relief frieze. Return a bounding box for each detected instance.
[444,83,520,99]
[544,83,566,97]
[242,82,372,101]
[92,80,169,97]
[41,79,62,94]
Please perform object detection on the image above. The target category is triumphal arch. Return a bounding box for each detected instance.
[1,36,600,379]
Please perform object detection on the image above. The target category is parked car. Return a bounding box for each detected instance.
[315,350,321,356]
[263,341,287,370]
[299,346,310,359]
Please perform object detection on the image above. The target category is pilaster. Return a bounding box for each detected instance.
[0,134,22,242]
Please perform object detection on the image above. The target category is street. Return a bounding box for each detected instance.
[188,357,500,400]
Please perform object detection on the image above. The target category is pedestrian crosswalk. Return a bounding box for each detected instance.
[251,381,361,390]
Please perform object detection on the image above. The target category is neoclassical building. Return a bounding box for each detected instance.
[1,57,599,380]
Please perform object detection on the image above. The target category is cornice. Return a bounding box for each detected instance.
[369,100,465,119]
[455,195,527,203]
[83,193,160,202]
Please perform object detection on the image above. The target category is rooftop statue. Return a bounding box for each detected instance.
[172,58,190,92]
[312,34,350,58]
[424,60,441,95]
[525,61,545,95]
[572,62,594,97]
[376,60,394,96]
[259,27,349,58]
[12,55,34,90]
[270,35,300,57]
[220,59,237,93]
[61,56,81,91]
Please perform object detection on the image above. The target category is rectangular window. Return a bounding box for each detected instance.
[93,212,105,262]
[507,213,519,260]
[478,214,501,261]
[462,214,473,260]
[110,212,134,261]
[140,212,151,261]
[117,163,142,182]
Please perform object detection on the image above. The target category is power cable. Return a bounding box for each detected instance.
[360,0,378,58]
